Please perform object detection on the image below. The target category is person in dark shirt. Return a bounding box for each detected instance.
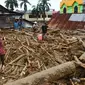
[18,18,23,30]
[41,23,48,40]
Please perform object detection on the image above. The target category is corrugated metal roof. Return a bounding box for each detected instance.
[48,13,85,29]
[0,5,23,15]
[69,14,85,22]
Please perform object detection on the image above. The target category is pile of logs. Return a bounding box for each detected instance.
[0,29,85,85]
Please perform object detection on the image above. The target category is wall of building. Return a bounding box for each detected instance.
[60,0,83,7]
[67,6,73,13]
[79,4,83,12]
[23,13,52,22]
[60,0,83,14]
[60,4,67,13]
[73,2,79,13]
[60,1,83,14]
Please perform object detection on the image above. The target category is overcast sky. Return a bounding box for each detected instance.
[0,0,62,11]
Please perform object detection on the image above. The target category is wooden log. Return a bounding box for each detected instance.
[9,54,25,65]
[74,56,85,68]
[70,79,75,85]
[77,36,85,48]
[80,78,85,81]
[25,36,30,46]
[79,52,85,62]
[4,61,76,85]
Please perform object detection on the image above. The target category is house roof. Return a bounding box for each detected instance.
[60,0,83,7]
[0,5,23,16]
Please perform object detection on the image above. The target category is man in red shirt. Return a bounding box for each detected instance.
[0,37,5,72]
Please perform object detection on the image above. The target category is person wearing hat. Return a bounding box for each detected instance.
[32,21,38,32]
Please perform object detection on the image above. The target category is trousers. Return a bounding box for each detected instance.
[0,55,4,66]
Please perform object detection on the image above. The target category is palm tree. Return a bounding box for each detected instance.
[31,4,41,21]
[5,0,18,11]
[19,0,31,12]
[38,0,51,22]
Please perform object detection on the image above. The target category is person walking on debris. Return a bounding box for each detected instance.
[32,21,38,32]
[0,37,6,72]
[41,22,48,40]
[32,21,38,39]
[18,18,23,30]
[14,19,19,31]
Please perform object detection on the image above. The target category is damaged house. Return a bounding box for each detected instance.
[0,5,23,28]
[0,5,34,29]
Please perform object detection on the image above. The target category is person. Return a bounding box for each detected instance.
[41,22,48,40]
[32,21,38,32]
[14,19,19,30]
[0,37,5,72]
[18,18,23,30]
[32,22,38,39]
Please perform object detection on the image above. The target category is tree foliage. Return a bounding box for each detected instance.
[19,0,31,12]
[31,4,41,20]
[5,0,18,11]
[38,0,51,21]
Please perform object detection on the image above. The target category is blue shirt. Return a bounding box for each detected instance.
[14,22,19,29]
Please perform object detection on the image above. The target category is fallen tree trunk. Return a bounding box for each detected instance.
[4,61,76,85]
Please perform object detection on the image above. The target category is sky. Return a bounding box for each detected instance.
[0,0,62,11]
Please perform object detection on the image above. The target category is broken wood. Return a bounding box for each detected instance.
[4,61,76,85]
[1,29,85,85]
[9,54,25,65]
[70,79,75,85]
[74,56,85,68]
[80,78,85,81]
[79,52,85,62]
[77,36,85,48]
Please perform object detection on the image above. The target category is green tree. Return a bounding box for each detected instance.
[31,4,41,21]
[38,0,51,22]
[19,0,31,12]
[5,0,18,11]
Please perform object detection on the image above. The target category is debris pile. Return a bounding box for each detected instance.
[0,29,85,85]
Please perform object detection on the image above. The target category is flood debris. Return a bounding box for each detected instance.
[0,28,85,85]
